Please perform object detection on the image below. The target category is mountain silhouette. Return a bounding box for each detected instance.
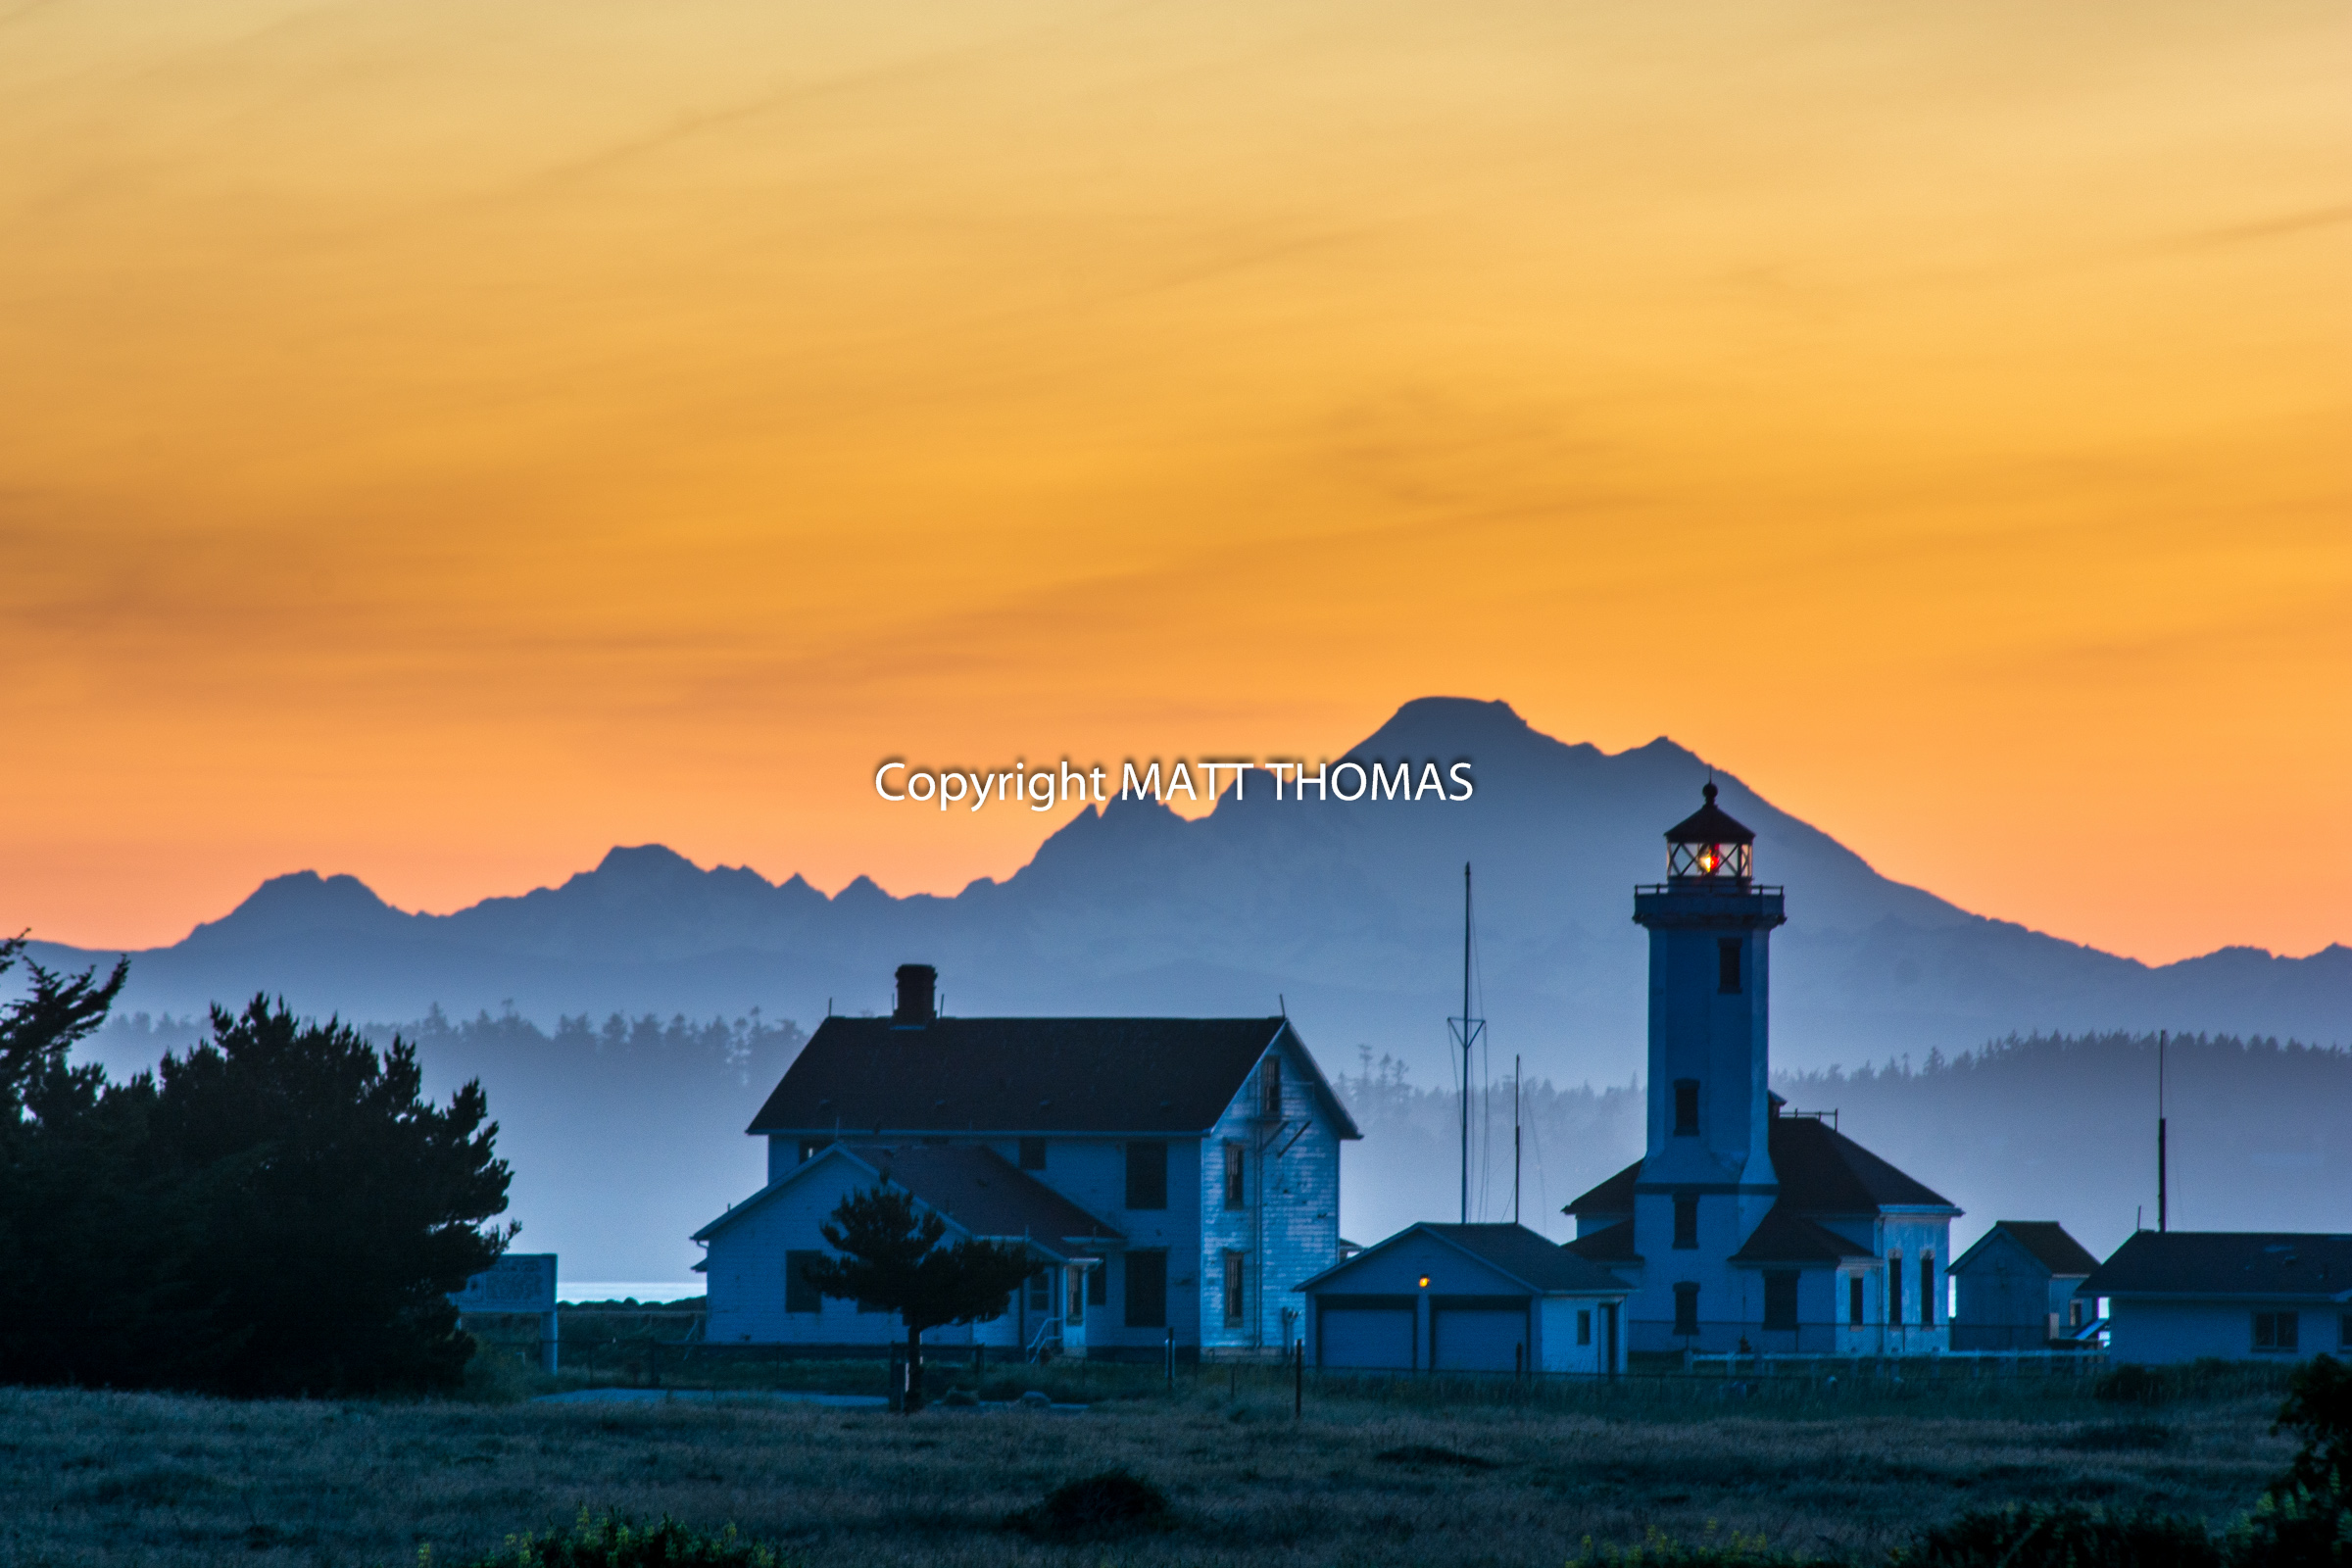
[33,698,2346,1084]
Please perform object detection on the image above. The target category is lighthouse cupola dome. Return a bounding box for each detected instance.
[1665,781,1754,885]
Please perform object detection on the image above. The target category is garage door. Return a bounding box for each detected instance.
[1432,1304,1527,1372]
[1317,1299,1416,1369]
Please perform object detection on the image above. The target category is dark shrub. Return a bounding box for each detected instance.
[2225,1354,2352,1566]
[1004,1469,1172,1540]
[1894,1502,2220,1567]
[455,1512,784,1567]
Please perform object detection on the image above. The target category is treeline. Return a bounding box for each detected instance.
[1335,1049,1643,1244]
[0,942,510,1393]
[1776,1030,2352,1256]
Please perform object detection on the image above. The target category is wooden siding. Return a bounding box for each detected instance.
[1200,1037,1343,1355]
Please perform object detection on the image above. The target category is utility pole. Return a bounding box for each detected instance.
[2157,1029,2169,1233]
[1447,863,1485,1225]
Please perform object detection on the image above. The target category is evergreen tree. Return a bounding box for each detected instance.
[151,996,514,1394]
[802,1184,1042,1412]
[0,941,218,1385]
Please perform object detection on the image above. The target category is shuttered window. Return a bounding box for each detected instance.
[1672,1282,1699,1337]
[1673,1195,1698,1250]
[1223,1141,1247,1210]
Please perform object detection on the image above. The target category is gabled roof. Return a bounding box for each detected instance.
[746,1016,1359,1140]
[1768,1116,1957,1212]
[1564,1220,1641,1264]
[2082,1232,2352,1301]
[1562,1116,1957,1221]
[692,1142,1122,1257]
[1729,1205,1877,1265]
[1297,1222,1629,1297]
[1952,1221,2100,1279]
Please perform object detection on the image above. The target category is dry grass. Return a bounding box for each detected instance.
[0,1368,2298,1568]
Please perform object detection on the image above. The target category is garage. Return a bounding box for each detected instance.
[1298,1221,1630,1377]
[1315,1296,1417,1369]
[1432,1298,1530,1371]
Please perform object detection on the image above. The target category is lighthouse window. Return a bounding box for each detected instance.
[1718,940,1742,994]
[1673,1282,1699,1337]
[1673,1079,1699,1136]
[1673,1194,1698,1249]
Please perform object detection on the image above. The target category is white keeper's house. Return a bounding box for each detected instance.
[1563,785,1964,1355]
[693,964,1360,1360]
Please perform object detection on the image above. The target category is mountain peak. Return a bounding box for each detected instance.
[591,844,706,881]
[183,870,410,950]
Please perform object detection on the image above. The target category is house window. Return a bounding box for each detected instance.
[1887,1254,1903,1325]
[1087,1263,1106,1307]
[2341,1313,2351,1351]
[1125,1250,1168,1329]
[798,1139,824,1164]
[785,1250,824,1314]
[1222,1250,1248,1324]
[1125,1141,1168,1209]
[1849,1274,1865,1327]
[2253,1311,2299,1352]
[1673,1194,1698,1250]
[1673,1080,1699,1136]
[1577,1309,1592,1347]
[1018,1137,1047,1171]
[2069,1298,2084,1329]
[1673,1282,1699,1337]
[1027,1266,1052,1313]
[1067,1268,1085,1326]
[1717,939,1742,994]
[1223,1141,1247,1210]
[1260,1057,1283,1117]
[1920,1253,1936,1327]
[1763,1270,1798,1331]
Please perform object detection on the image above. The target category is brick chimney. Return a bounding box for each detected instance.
[892,963,937,1026]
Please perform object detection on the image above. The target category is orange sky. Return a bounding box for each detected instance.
[3,0,2346,963]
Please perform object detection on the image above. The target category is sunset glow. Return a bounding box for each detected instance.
[3,0,2346,962]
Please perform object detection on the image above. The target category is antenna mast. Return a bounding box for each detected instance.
[1513,1053,1522,1226]
[2157,1029,2169,1234]
[1447,863,1486,1224]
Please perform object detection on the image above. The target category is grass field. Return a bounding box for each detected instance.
[0,1358,2302,1567]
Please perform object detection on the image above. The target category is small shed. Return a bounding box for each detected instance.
[1949,1221,2100,1349]
[1295,1223,1629,1376]
[2083,1231,2352,1364]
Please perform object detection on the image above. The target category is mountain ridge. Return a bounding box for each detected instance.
[24,699,2348,1079]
